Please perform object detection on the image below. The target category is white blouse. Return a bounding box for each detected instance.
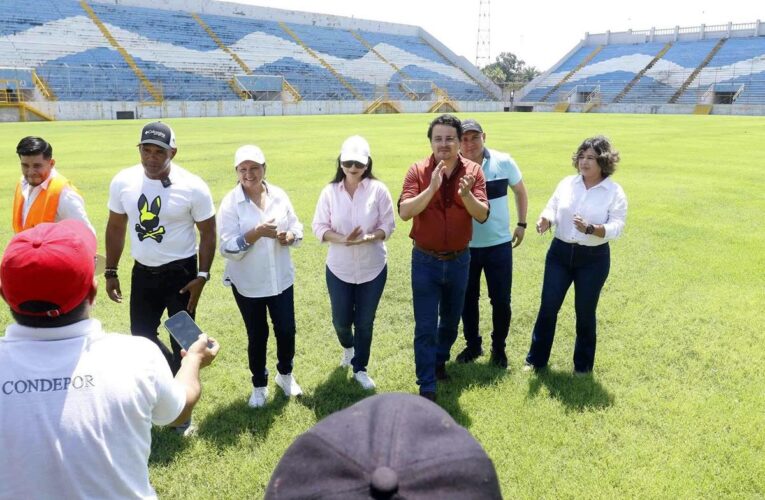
[218,182,303,298]
[540,174,627,246]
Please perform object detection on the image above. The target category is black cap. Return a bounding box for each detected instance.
[461,119,484,134]
[138,121,176,150]
[265,393,502,499]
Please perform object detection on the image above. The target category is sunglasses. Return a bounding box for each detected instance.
[341,161,367,169]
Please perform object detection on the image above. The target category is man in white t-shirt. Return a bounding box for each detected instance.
[0,220,219,499]
[105,122,216,382]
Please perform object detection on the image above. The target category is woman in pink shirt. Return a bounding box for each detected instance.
[312,136,395,390]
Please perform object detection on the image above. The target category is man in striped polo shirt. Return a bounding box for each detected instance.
[457,119,528,368]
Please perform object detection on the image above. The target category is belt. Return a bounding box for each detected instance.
[414,245,468,261]
[134,256,195,274]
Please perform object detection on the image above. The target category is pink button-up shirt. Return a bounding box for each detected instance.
[312,178,395,284]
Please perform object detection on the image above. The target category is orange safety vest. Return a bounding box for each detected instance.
[12,174,74,233]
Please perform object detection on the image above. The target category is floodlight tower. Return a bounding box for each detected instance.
[475,0,491,68]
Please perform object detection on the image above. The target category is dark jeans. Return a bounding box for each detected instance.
[411,247,470,393]
[232,285,296,388]
[326,266,387,373]
[130,256,197,375]
[461,242,513,352]
[526,238,610,372]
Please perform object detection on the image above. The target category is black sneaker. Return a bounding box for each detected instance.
[435,363,449,381]
[490,350,508,369]
[420,391,437,402]
[455,346,483,364]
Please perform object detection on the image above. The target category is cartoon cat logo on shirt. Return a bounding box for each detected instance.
[135,194,166,242]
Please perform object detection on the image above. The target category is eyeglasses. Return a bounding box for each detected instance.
[341,161,367,169]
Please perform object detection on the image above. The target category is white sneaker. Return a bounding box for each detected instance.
[248,386,268,408]
[172,418,196,438]
[340,347,355,367]
[353,371,376,390]
[275,373,303,397]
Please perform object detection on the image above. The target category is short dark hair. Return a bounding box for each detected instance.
[572,135,620,177]
[16,136,53,159]
[427,114,462,141]
[331,156,376,183]
[10,299,90,328]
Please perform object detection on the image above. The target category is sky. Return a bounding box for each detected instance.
[224,0,763,71]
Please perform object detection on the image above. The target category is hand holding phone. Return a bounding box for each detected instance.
[164,311,215,351]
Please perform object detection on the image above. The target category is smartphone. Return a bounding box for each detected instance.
[163,311,213,351]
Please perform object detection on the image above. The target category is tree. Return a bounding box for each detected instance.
[481,52,540,86]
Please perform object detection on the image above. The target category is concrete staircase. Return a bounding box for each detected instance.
[612,43,673,103]
[79,0,162,102]
[192,13,251,75]
[279,22,362,100]
[350,29,420,101]
[669,38,727,103]
[540,45,603,102]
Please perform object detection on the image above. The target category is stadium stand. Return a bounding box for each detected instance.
[519,21,765,114]
[0,0,499,120]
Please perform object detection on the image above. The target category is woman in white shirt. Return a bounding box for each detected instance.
[312,136,395,390]
[218,145,304,408]
[524,136,627,375]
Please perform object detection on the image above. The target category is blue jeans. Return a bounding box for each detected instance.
[411,247,471,393]
[461,242,513,352]
[326,265,387,373]
[232,285,296,388]
[526,238,610,372]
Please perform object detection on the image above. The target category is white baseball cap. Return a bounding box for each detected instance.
[340,136,370,164]
[234,145,266,167]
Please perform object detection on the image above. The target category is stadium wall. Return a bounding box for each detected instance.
[0,100,502,122]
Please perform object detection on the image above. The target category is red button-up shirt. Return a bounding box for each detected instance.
[399,155,488,252]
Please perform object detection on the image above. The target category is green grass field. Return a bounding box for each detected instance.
[1,112,763,498]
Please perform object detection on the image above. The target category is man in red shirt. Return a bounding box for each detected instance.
[399,114,489,401]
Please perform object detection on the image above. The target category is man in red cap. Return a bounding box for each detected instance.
[0,220,219,498]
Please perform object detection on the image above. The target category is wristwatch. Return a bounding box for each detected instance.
[517,222,528,229]
[197,271,210,281]
[585,224,595,235]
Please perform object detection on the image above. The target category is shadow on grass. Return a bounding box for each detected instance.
[149,426,192,466]
[299,366,375,421]
[526,368,614,412]
[184,394,290,451]
[435,361,508,428]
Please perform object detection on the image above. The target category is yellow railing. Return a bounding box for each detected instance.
[80,0,162,102]
[32,71,56,101]
[282,80,302,102]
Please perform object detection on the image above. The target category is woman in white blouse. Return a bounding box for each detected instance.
[312,136,395,390]
[524,136,627,375]
[218,145,303,408]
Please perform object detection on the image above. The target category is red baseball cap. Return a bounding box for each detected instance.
[1,220,96,317]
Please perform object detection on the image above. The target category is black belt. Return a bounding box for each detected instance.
[134,256,195,274]
[414,245,468,261]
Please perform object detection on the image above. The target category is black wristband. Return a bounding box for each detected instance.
[104,268,118,279]
[517,222,528,228]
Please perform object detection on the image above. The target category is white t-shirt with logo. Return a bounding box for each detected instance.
[108,163,215,267]
[0,318,186,499]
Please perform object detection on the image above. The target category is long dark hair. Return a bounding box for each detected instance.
[330,156,376,183]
